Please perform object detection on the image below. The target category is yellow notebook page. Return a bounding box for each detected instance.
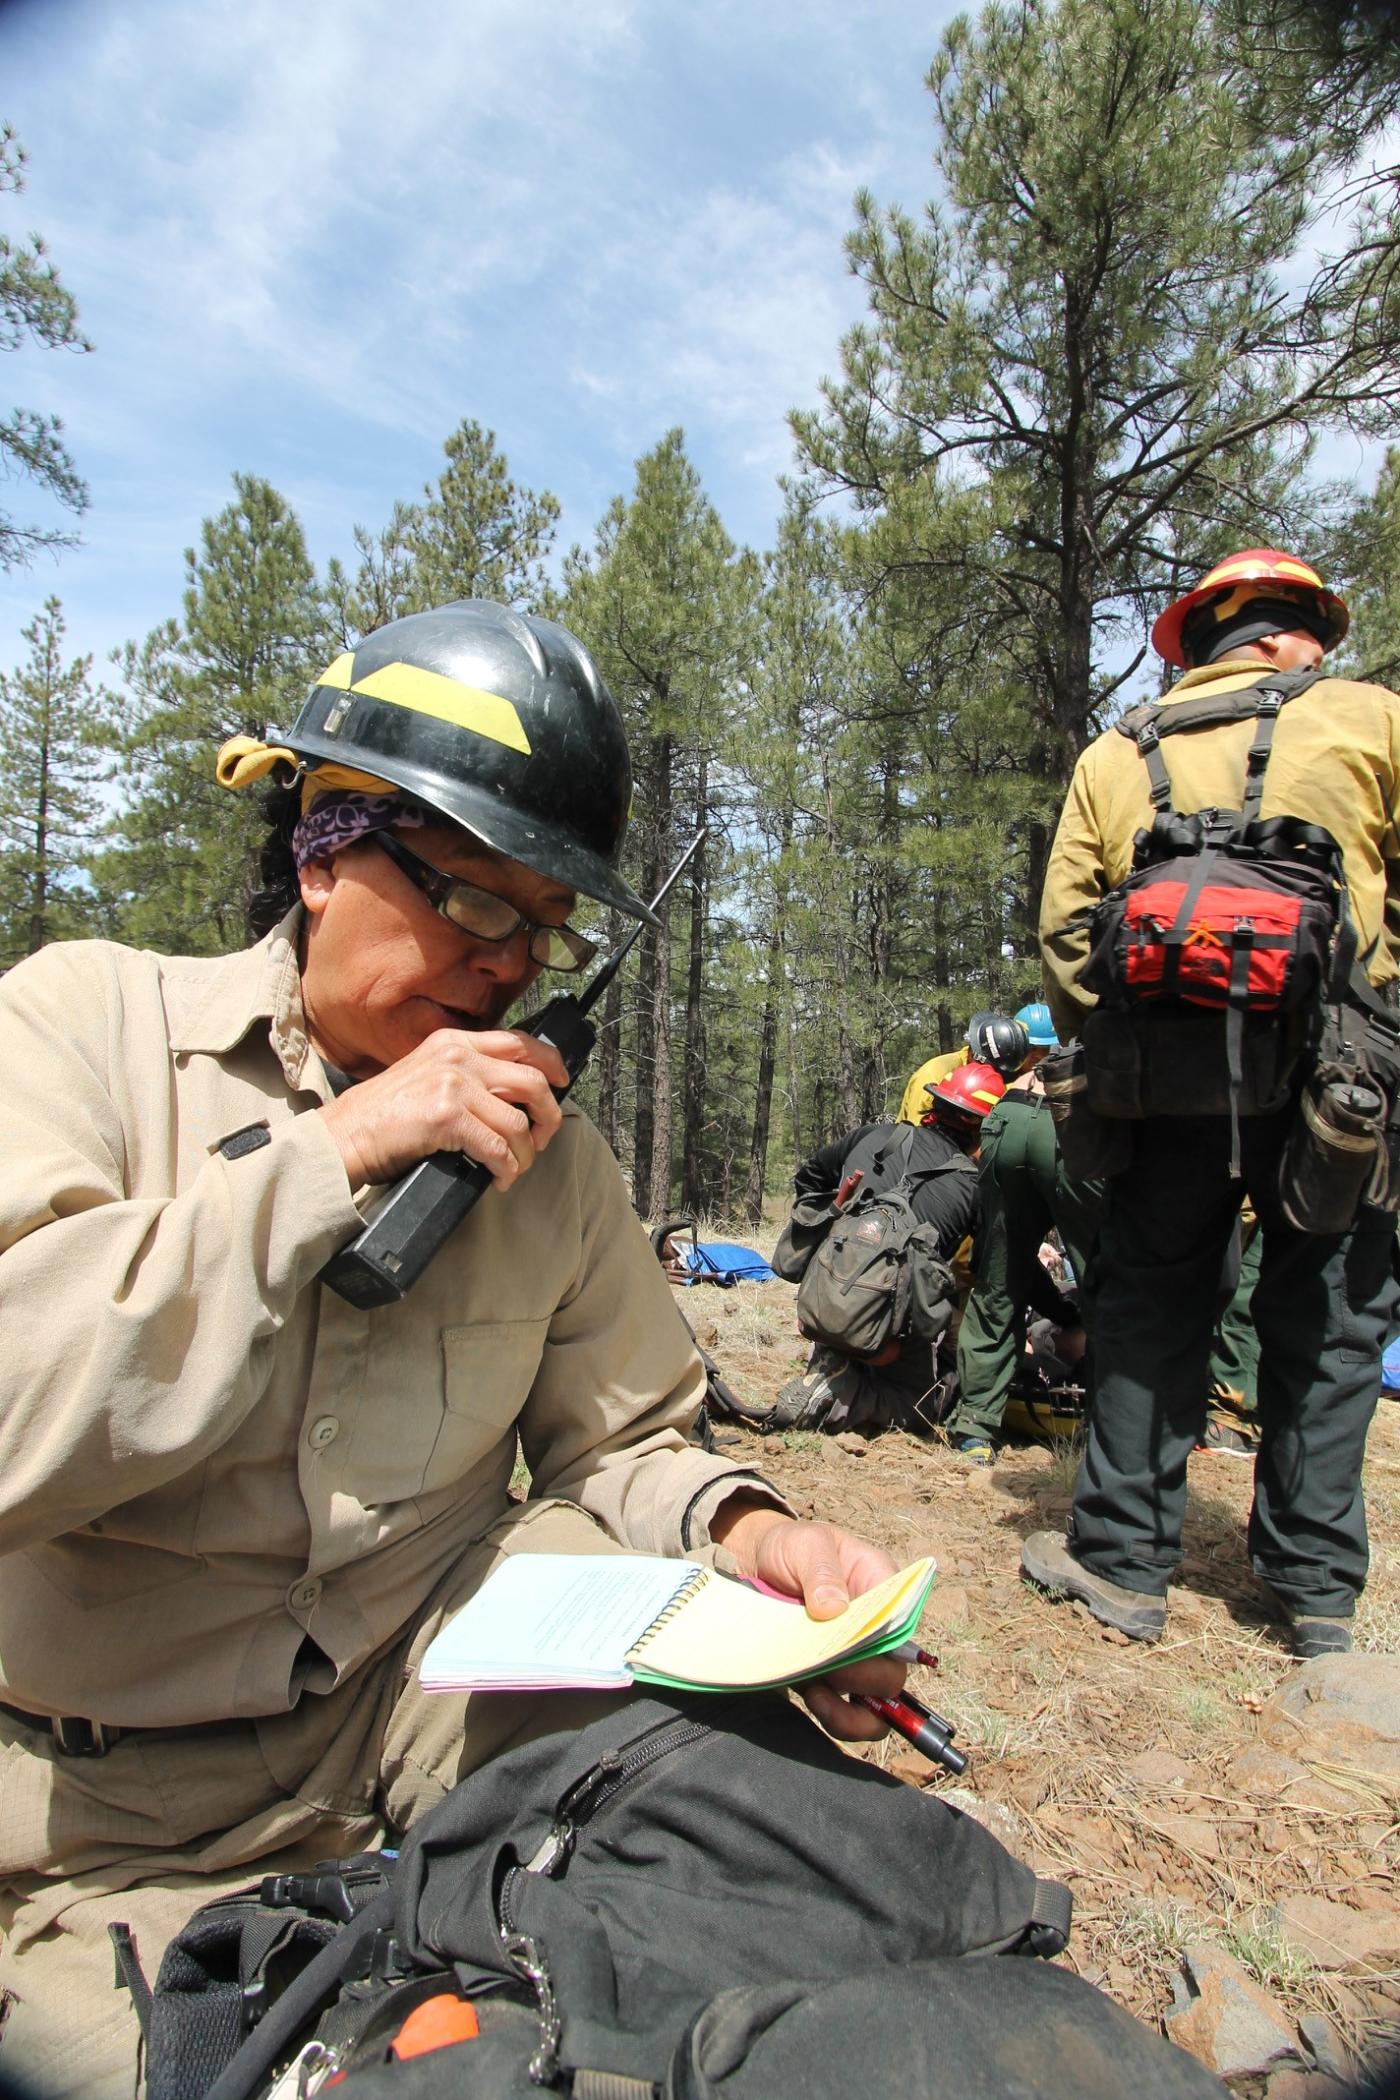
[628,1556,935,1688]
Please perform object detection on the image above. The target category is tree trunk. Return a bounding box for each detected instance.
[680,758,709,1215]
[785,1001,804,1166]
[632,730,674,1219]
[595,905,624,1155]
[28,695,51,955]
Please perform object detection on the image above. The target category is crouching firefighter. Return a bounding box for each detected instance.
[771,1064,1005,1432]
[1026,549,1400,1655]
[0,600,916,2100]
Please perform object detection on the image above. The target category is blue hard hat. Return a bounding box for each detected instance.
[1015,1001,1058,1047]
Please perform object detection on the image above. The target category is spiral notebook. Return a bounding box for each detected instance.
[418,1553,936,1695]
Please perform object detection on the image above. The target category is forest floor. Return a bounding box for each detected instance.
[675,1253,1400,2087]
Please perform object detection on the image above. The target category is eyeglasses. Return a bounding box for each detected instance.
[374,832,599,974]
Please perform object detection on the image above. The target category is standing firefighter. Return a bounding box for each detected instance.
[1025,551,1400,1655]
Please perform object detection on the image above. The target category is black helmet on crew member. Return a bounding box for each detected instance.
[966,1011,1031,1080]
[274,600,654,925]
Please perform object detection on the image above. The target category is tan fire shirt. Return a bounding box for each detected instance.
[0,912,783,1728]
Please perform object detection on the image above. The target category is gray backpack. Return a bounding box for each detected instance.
[794,1129,964,1360]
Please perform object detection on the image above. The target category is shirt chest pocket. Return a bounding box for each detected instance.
[429,1318,551,1492]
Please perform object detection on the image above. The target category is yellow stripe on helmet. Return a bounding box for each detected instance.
[346,661,532,756]
[1201,554,1324,593]
[317,651,356,691]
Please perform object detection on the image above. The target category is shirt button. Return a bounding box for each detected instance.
[308,1416,340,1450]
[288,1578,322,1612]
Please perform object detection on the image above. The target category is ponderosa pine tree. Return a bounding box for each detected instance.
[0,598,117,966]
[0,127,90,569]
[561,431,756,1219]
[95,475,323,953]
[794,0,1400,865]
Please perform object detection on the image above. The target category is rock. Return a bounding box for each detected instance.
[1154,1811,1221,1860]
[1165,1944,1302,2079]
[1297,2012,1351,2083]
[1275,1893,1400,1972]
[1266,2072,1349,2100]
[939,1786,1027,1856]
[1126,1749,1193,1788]
[1231,1745,1308,1797]
[833,1431,867,1456]
[1271,1655,1400,1742]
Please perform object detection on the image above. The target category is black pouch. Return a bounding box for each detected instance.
[1278,1067,1385,1234]
[1040,1040,1134,1180]
[1308,979,1400,1216]
[1082,1006,1301,1119]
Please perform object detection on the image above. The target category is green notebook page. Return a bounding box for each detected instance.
[629,1555,935,1693]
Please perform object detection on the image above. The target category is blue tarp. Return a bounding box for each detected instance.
[675,1240,777,1287]
[1383,1335,1400,1392]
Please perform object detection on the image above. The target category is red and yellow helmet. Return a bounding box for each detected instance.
[928,1061,1006,1120]
[1151,549,1349,670]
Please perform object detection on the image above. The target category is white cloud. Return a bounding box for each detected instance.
[1,0,953,660]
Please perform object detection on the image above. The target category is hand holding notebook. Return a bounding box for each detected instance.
[419,1553,936,1695]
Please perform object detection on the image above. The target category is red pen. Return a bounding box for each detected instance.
[858,1690,968,1776]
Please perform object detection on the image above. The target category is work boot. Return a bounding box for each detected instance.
[771,1363,840,1431]
[1020,1531,1166,1642]
[1287,1616,1354,1659]
[1197,1417,1258,1459]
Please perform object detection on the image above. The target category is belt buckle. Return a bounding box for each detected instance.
[53,1716,114,1757]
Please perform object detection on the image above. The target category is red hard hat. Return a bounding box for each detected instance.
[929,1061,1006,1119]
[1151,549,1348,669]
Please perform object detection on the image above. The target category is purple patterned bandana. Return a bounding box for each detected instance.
[291,791,427,872]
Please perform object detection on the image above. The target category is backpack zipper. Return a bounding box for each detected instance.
[520,1712,719,1880]
[495,1712,723,2087]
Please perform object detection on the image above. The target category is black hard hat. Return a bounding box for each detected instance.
[280,600,654,924]
[966,1011,1030,1079]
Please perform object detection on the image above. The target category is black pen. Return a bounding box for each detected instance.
[857,1690,968,1776]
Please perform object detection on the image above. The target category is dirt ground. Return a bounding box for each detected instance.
[677,1260,1400,2080]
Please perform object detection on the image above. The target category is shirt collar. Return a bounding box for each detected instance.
[168,907,323,1093]
[1171,657,1278,696]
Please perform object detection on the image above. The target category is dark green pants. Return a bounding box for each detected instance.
[950,1095,1103,1439]
[1207,1220,1262,1407]
[1071,1109,1399,1617]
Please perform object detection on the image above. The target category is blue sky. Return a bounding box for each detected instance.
[1,0,959,676]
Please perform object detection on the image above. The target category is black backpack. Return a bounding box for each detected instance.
[128,1690,1226,2100]
[1077,669,1353,1165]
[789,1129,967,1360]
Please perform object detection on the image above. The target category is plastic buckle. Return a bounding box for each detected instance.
[53,1715,114,1757]
[260,1870,357,1925]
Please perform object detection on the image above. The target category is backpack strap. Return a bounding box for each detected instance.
[857,1124,918,1192]
[1115,669,1324,818]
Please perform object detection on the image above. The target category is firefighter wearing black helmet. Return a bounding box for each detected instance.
[0,601,908,2099]
[1026,552,1400,1658]
[897,1010,1030,1123]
